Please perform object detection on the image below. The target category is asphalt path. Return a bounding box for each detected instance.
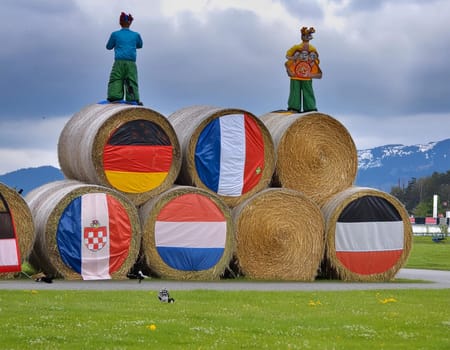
[1,269,449,292]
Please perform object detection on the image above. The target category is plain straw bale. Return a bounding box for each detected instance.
[259,111,357,206]
[232,188,325,281]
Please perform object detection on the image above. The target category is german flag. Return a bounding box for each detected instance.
[103,120,173,193]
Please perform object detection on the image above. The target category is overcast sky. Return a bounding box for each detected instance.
[1,0,449,174]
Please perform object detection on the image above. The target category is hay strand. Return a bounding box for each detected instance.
[259,111,357,206]
[232,188,325,281]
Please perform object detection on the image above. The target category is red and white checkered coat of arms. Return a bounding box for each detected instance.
[83,219,108,252]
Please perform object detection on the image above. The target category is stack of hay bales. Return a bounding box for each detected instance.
[258,110,412,281]
[0,182,34,278]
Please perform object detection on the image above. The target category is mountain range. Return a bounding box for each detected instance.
[1,139,449,196]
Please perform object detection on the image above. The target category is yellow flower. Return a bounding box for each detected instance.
[379,297,397,304]
[147,324,156,331]
[308,300,322,306]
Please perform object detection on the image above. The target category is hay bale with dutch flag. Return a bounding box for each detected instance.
[139,185,234,280]
[0,182,34,278]
[25,180,141,280]
[321,186,413,281]
[168,105,275,207]
[58,103,181,206]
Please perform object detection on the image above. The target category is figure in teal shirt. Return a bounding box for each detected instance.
[106,12,143,104]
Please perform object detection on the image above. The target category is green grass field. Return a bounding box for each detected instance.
[405,235,450,271]
[0,289,449,349]
[0,235,449,349]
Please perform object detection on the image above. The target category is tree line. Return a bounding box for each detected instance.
[390,170,450,217]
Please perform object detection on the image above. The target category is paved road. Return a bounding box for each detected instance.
[1,269,449,292]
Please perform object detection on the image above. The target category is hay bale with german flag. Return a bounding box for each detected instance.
[58,103,181,206]
[168,105,275,207]
[25,180,141,280]
[139,185,234,280]
[259,111,357,206]
[320,186,413,281]
[0,182,34,278]
[232,188,325,281]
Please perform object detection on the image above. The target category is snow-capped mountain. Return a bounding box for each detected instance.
[356,138,450,191]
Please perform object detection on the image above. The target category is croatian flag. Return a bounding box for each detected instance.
[195,114,265,196]
[0,195,21,273]
[335,195,404,275]
[155,193,227,271]
[56,193,132,280]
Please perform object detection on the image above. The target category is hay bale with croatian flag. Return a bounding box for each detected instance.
[139,185,234,280]
[232,188,325,281]
[320,186,413,281]
[259,111,357,206]
[25,180,141,280]
[58,103,181,206]
[0,182,34,278]
[168,105,275,207]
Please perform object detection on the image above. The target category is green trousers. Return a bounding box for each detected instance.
[287,79,317,112]
[107,60,140,102]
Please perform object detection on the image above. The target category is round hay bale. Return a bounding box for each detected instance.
[232,188,325,281]
[0,182,34,278]
[58,103,181,206]
[259,111,357,206]
[25,180,141,280]
[321,186,413,281]
[139,185,234,280]
[168,105,275,207]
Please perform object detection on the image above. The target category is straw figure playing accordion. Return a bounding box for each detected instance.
[285,27,322,113]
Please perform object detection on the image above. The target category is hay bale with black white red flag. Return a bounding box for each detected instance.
[0,182,34,278]
[259,111,357,206]
[232,188,325,281]
[321,186,413,281]
[25,180,141,280]
[139,185,234,280]
[58,103,181,206]
[168,105,275,207]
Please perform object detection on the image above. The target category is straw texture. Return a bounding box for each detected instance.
[168,105,275,207]
[321,186,413,281]
[232,188,325,281]
[58,103,181,206]
[25,180,141,279]
[139,185,234,280]
[259,111,357,206]
[0,182,34,279]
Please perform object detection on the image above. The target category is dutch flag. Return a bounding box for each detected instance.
[155,193,227,271]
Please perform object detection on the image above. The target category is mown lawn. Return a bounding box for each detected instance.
[405,235,450,270]
[0,289,449,350]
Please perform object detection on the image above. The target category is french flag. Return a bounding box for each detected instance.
[155,193,227,271]
[0,194,21,273]
[195,114,265,196]
[335,195,405,275]
[56,193,132,280]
